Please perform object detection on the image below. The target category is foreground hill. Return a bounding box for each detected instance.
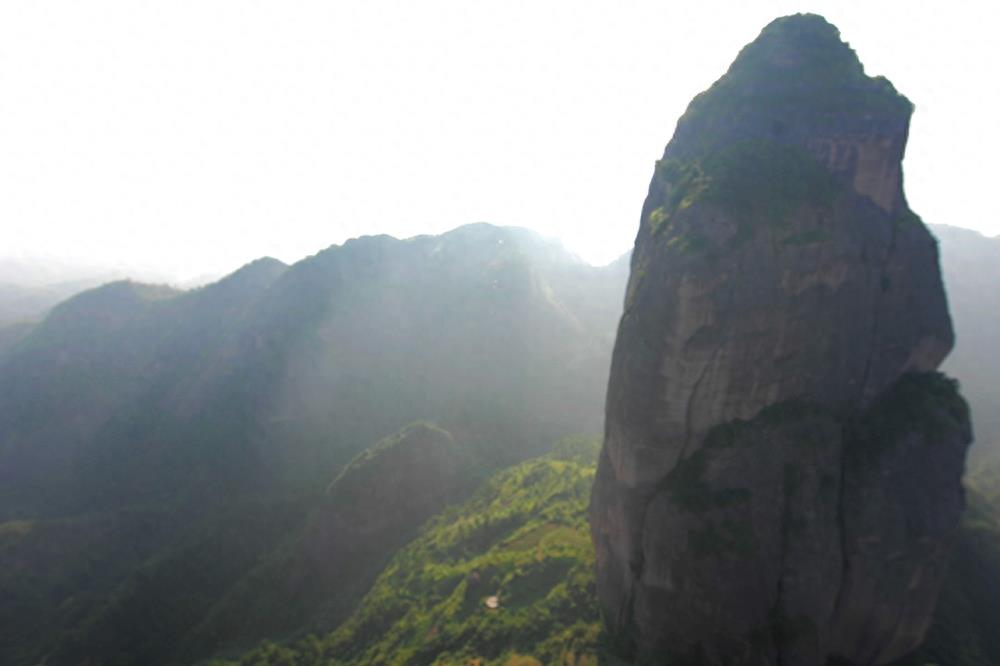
[0,224,627,666]
[210,436,607,666]
[211,443,1000,666]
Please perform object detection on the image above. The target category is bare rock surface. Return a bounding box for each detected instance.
[590,14,972,665]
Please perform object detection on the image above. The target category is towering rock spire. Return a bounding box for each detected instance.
[590,14,971,665]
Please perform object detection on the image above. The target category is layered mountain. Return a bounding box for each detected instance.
[0,256,200,328]
[0,224,628,665]
[0,280,97,328]
[591,14,971,665]
[0,225,625,520]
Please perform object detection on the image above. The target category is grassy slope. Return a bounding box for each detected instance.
[211,436,616,666]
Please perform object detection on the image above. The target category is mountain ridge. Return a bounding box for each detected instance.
[0,222,627,666]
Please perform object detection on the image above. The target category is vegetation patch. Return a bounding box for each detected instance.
[209,438,606,666]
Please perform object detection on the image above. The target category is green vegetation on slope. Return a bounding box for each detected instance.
[216,424,1000,666]
[212,436,611,666]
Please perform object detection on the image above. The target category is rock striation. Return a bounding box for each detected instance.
[590,14,972,665]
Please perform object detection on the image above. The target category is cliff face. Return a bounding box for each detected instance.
[590,14,972,665]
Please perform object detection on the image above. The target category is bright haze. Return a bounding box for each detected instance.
[2,0,997,282]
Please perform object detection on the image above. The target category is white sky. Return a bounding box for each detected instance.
[2,1,997,280]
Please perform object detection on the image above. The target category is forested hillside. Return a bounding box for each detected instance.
[209,437,607,666]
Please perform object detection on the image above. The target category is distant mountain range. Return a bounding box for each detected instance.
[0,279,106,328]
[0,223,627,665]
[0,256,223,328]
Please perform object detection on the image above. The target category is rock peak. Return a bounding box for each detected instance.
[719,12,904,103]
[667,14,911,214]
[735,13,859,75]
[591,15,969,666]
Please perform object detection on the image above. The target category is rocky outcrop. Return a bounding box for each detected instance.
[590,14,972,665]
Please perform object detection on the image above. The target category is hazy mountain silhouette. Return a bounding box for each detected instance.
[932,224,1000,462]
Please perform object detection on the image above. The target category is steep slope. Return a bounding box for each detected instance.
[931,224,1000,461]
[591,14,971,665]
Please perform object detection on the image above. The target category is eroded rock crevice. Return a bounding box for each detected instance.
[830,424,852,624]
